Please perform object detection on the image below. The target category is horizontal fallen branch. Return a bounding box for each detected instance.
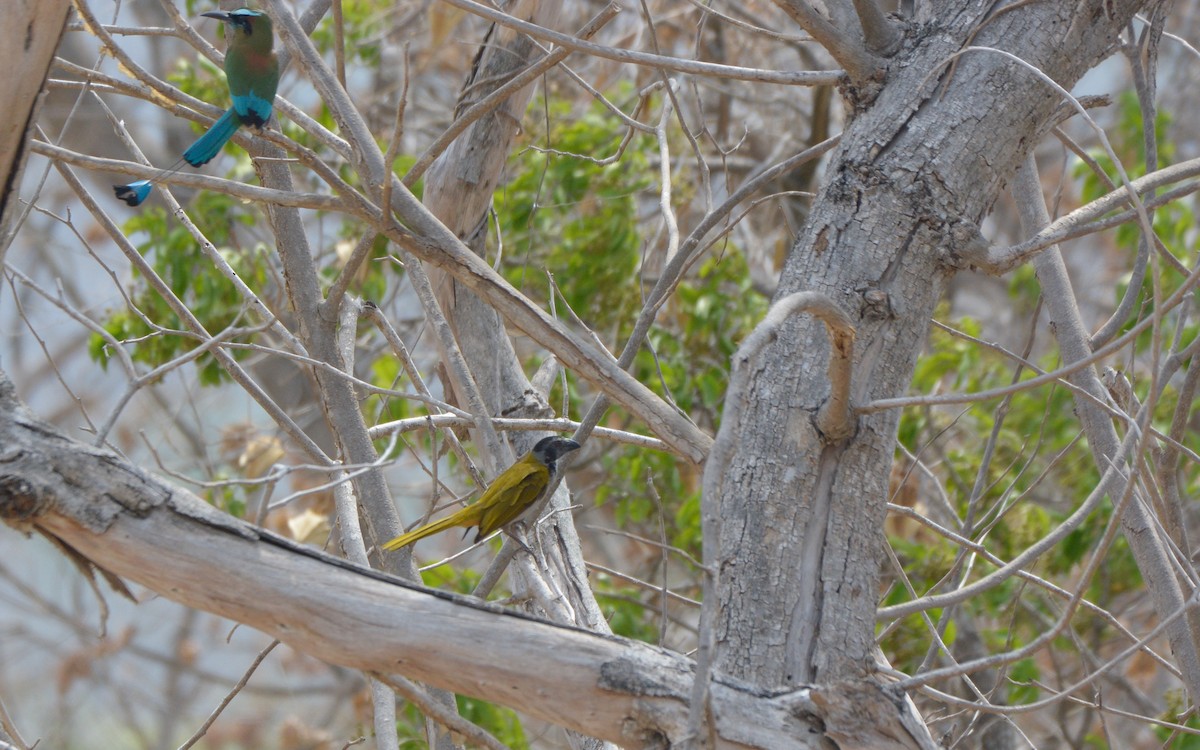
[0,370,839,749]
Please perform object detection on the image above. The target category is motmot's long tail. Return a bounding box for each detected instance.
[113,108,241,207]
[183,108,240,167]
[381,506,481,551]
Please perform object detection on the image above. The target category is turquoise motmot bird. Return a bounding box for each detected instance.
[114,8,280,207]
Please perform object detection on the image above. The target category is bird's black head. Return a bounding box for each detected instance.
[530,436,581,472]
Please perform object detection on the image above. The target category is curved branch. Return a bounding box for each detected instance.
[772,0,882,85]
[732,291,857,443]
[705,290,859,580]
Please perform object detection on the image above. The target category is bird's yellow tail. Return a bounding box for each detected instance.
[381,506,477,551]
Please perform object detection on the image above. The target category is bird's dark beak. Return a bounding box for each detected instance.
[200,11,231,21]
[558,439,581,456]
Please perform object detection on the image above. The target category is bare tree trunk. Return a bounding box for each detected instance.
[712,0,1189,699]
[423,2,564,446]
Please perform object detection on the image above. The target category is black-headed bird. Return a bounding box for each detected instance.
[382,436,581,551]
[114,8,279,206]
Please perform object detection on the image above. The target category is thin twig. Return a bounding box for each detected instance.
[0,696,32,750]
[585,560,700,607]
[377,40,409,216]
[370,413,668,450]
[403,3,621,184]
[440,0,842,85]
[372,673,509,750]
[32,140,348,212]
[176,641,279,750]
[332,0,346,89]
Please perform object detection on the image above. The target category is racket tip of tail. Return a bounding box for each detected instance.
[113,180,153,206]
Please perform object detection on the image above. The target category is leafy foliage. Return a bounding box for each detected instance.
[89,195,270,386]
[883,306,1140,686]
[496,95,649,331]
[393,697,528,749]
[311,0,388,67]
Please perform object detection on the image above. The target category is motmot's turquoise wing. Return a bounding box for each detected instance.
[231,89,275,129]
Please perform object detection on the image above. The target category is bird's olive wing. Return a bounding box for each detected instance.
[475,462,549,537]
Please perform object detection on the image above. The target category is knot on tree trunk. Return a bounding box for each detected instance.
[0,473,45,529]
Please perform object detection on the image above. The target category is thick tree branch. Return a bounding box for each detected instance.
[0,374,844,749]
[0,0,70,261]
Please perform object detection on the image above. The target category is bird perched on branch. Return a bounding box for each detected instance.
[114,8,279,207]
[382,436,581,551]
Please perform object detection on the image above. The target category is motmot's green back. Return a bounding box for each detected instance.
[220,8,279,130]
